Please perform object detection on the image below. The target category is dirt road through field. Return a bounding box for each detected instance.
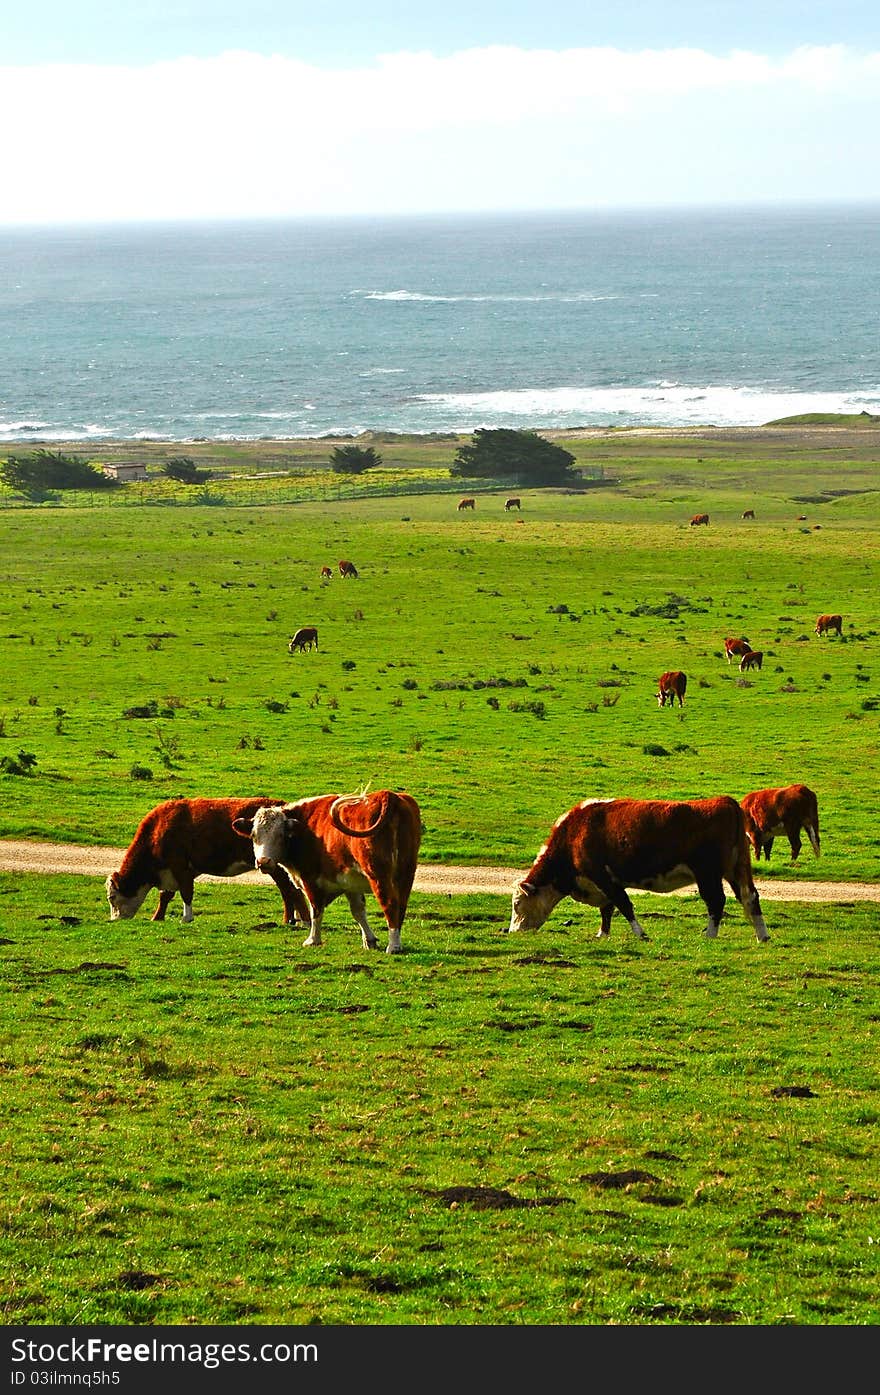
[1,840,879,902]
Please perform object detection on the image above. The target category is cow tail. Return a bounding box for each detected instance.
[329,789,390,837]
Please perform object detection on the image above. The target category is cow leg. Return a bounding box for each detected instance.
[373,882,414,955]
[302,906,325,947]
[727,878,770,943]
[596,879,648,939]
[151,889,175,921]
[346,893,379,951]
[596,902,615,938]
[785,825,802,862]
[694,870,726,938]
[762,837,774,861]
[266,866,310,925]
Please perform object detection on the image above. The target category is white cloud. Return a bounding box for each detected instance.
[1,43,878,222]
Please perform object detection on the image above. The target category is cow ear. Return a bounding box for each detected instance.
[519,880,536,896]
[232,817,253,837]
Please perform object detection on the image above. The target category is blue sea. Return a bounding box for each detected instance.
[1,204,879,443]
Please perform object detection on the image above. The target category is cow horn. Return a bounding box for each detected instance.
[329,790,388,837]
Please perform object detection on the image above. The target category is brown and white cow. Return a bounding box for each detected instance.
[289,626,319,653]
[505,497,521,511]
[106,797,310,925]
[739,649,763,672]
[690,513,709,526]
[320,566,333,580]
[724,636,752,664]
[815,613,843,637]
[339,559,359,578]
[742,509,755,519]
[508,796,769,943]
[457,497,476,511]
[656,670,687,707]
[740,785,821,863]
[232,789,422,954]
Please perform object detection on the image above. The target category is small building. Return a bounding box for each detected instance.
[102,462,148,483]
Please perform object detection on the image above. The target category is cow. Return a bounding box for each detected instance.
[320,566,333,580]
[339,560,359,578]
[815,613,843,637]
[505,497,521,511]
[231,789,422,954]
[739,649,763,672]
[507,796,769,943]
[690,513,710,526]
[740,785,821,863]
[724,637,752,664]
[106,797,310,925]
[288,627,318,653]
[742,509,755,519]
[656,670,687,707]
[457,498,476,511]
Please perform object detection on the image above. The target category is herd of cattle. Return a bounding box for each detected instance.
[101,495,846,954]
[106,780,820,954]
[656,616,843,707]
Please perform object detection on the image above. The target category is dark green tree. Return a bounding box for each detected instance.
[329,444,383,475]
[163,456,209,484]
[450,429,578,485]
[0,450,119,494]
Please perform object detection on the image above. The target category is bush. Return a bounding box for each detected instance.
[451,428,579,486]
[329,445,382,474]
[0,750,37,776]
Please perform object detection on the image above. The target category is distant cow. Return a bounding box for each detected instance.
[505,497,521,511]
[740,785,821,863]
[106,797,309,925]
[508,796,769,943]
[457,497,476,511]
[232,789,422,954]
[815,613,843,637]
[656,670,687,707]
[320,566,333,580]
[739,649,763,672]
[289,627,318,653]
[724,637,752,664]
[690,513,710,526]
[742,509,755,519]
[339,560,359,578]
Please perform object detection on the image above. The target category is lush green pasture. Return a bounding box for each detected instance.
[0,443,878,883]
[0,873,877,1326]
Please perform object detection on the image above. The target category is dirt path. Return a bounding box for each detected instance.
[1,840,879,902]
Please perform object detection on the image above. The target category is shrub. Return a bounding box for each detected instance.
[0,750,37,776]
[128,764,153,780]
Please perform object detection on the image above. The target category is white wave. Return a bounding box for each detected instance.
[358,367,406,376]
[358,290,617,304]
[413,383,880,427]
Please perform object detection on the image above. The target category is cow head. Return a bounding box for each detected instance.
[233,805,303,871]
[105,870,150,920]
[508,879,563,933]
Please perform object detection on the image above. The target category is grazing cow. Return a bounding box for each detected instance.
[656,670,687,707]
[742,509,755,519]
[106,797,310,925]
[739,649,763,672]
[288,626,318,653]
[724,636,752,664]
[690,513,710,526]
[232,789,422,954]
[339,560,359,578]
[740,785,821,863]
[508,796,769,943]
[320,566,333,580]
[815,613,843,637]
[505,497,521,511]
[457,497,476,511]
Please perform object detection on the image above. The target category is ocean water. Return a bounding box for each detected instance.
[1,204,879,443]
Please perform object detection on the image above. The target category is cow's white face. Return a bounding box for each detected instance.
[246,806,290,868]
[106,873,150,921]
[508,880,563,933]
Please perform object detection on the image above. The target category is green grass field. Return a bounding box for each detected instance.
[1,429,878,1327]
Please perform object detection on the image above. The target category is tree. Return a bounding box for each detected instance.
[329,445,382,475]
[163,456,209,484]
[0,449,119,494]
[450,429,579,485]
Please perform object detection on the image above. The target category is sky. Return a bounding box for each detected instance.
[2,2,879,225]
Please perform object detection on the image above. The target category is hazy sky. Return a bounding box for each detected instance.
[2,2,879,224]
